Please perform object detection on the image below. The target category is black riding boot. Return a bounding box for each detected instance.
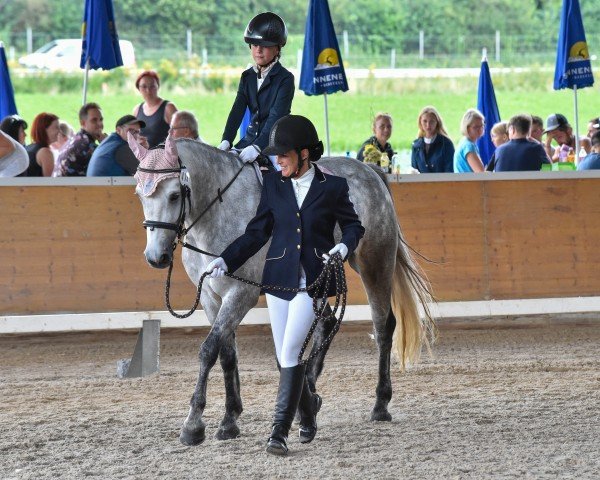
[266,364,306,456]
[298,376,322,444]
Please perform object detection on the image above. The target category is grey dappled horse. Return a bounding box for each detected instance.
[136,139,434,446]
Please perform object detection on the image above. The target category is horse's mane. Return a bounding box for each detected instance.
[174,139,242,172]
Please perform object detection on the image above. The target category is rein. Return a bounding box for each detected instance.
[164,253,348,366]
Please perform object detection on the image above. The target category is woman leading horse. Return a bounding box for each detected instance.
[206,115,365,456]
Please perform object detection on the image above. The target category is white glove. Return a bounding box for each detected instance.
[322,243,349,263]
[205,257,228,278]
[239,145,260,163]
[217,140,230,151]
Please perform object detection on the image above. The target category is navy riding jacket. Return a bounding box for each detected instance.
[220,165,365,300]
[411,135,455,173]
[221,62,295,150]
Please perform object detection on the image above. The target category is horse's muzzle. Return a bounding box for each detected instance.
[145,251,172,269]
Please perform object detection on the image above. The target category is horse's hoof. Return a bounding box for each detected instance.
[214,423,240,441]
[370,409,392,422]
[180,427,206,446]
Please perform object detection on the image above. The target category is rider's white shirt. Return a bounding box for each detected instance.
[291,165,315,208]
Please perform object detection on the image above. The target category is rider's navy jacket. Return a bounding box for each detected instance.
[221,62,295,151]
[220,165,365,301]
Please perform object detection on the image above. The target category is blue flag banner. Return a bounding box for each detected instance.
[476,58,501,166]
[554,0,594,90]
[80,0,123,70]
[0,43,18,118]
[300,0,348,96]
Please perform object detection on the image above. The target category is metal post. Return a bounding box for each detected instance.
[26,27,32,54]
[343,30,349,59]
[574,85,581,165]
[82,58,90,105]
[201,48,208,66]
[390,48,396,69]
[186,29,192,59]
[495,30,500,63]
[419,30,424,60]
[324,93,331,157]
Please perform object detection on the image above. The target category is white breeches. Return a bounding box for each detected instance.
[266,292,315,368]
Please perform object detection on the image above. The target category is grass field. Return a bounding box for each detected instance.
[14,80,598,154]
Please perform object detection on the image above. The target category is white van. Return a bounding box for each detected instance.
[19,39,136,71]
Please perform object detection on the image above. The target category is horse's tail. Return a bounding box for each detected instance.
[390,228,436,370]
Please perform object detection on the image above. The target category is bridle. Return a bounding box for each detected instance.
[138,158,247,257]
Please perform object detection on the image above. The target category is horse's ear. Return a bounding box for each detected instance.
[127,132,148,161]
[164,135,178,165]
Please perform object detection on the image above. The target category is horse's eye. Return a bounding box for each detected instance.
[169,192,180,202]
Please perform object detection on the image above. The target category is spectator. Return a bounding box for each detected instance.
[0,115,28,145]
[0,129,28,177]
[587,117,599,138]
[50,121,74,159]
[56,102,104,177]
[357,112,394,164]
[411,106,454,173]
[169,110,203,141]
[543,113,591,162]
[530,115,545,143]
[133,70,177,148]
[87,115,147,177]
[486,121,509,171]
[25,113,59,177]
[494,114,549,172]
[453,108,485,173]
[577,131,600,170]
[219,12,293,172]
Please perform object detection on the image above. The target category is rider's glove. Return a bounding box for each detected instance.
[239,145,260,163]
[322,243,349,263]
[217,140,230,151]
[205,257,228,278]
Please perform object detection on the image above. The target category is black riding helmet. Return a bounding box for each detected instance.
[244,12,288,47]
[263,115,324,176]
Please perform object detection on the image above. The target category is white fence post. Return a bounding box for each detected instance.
[26,27,33,54]
[201,48,207,66]
[343,30,349,58]
[186,29,192,59]
[390,48,396,69]
[419,30,425,60]
[495,30,500,63]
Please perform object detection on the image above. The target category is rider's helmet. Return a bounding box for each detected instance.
[244,12,287,48]
[263,115,324,176]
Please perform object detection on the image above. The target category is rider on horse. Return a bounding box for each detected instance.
[217,12,294,173]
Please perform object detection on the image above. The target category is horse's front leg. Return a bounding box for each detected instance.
[180,325,223,446]
[214,331,243,440]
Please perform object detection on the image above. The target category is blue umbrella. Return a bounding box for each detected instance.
[300,0,348,155]
[0,42,18,119]
[476,53,500,167]
[553,0,594,160]
[80,0,123,104]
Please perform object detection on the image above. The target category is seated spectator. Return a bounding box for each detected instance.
[411,106,454,173]
[486,121,509,171]
[543,113,591,162]
[0,129,28,177]
[0,115,28,145]
[357,112,394,164]
[56,102,105,176]
[494,114,549,172]
[133,70,177,148]
[453,108,485,173]
[587,117,599,138]
[26,113,59,177]
[169,110,203,141]
[50,121,74,160]
[577,131,600,170]
[530,115,545,143]
[87,115,148,177]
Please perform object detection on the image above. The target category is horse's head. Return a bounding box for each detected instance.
[132,134,183,269]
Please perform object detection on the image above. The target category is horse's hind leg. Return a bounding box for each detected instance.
[214,332,243,440]
[353,254,395,422]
